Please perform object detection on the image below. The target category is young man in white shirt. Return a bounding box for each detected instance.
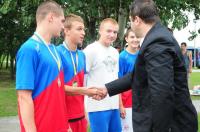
[84,18,122,132]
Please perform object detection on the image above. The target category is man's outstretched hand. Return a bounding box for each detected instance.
[87,87,108,100]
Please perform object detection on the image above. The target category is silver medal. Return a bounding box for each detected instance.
[58,78,61,87]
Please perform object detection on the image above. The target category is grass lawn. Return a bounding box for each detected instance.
[189,72,200,89]
[189,72,200,100]
[0,69,17,117]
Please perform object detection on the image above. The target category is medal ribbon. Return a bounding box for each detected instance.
[63,41,78,75]
[34,32,61,71]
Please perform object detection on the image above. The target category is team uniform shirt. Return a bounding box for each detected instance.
[57,44,86,120]
[16,37,68,132]
[84,41,119,112]
[119,50,139,108]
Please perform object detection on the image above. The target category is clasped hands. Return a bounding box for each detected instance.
[86,87,108,100]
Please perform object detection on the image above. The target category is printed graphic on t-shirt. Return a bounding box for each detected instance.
[102,55,117,72]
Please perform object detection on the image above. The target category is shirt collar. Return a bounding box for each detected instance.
[139,38,144,47]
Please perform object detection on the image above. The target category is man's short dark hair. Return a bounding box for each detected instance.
[124,27,133,38]
[130,0,160,24]
[181,42,187,47]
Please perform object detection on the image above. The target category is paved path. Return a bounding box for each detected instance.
[192,100,200,112]
[193,69,200,72]
[0,100,199,132]
[0,116,19,132]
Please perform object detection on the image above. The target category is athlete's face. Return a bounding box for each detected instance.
[49,12,65,37]
[125,31,140,49]
[99,22,119,46]
[68,21,85,45]
[65,21,85,45]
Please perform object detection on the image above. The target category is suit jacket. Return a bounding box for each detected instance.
[106,22,198,132]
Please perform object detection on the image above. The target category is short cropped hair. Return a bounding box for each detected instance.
[124,27,134,38]
[64,14,84,29]
[181,42,187,47]
[36,1,63,23]
[130,0,160,24]
[99,18,118,29]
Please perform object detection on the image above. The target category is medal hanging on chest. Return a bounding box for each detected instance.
[72,80,78,87]
[63,42,79,88]
[72,75,78,87]
[58,77,61,87]
[71,54,78,88]
[34,32,61,88]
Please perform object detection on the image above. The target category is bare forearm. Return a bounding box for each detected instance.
[18,91,36,132]
[64,85,87,95]
[119,94,124,107]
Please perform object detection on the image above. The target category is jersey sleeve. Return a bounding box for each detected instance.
[118,54,125,78]
[16,43,38,90]
[82,52,87,74]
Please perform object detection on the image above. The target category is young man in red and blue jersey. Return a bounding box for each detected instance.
[16,1,69,132]
[57,14,97,132]
[119,28,140,132]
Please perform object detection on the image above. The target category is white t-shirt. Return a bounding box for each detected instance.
[84,41,119,112]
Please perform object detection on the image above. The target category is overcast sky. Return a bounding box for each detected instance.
[173,13,200,48]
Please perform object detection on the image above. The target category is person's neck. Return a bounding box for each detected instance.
[64,38,77,51]
[126,46,137,54]
[141,22,155,38]
[182,50,187,54]
[98,39,110,47]
[35,26,52,45]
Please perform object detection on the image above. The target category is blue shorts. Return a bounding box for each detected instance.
[88,109,122,132]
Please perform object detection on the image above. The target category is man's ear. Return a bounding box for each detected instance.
[64,28,70,36]
[47,12,54,23]
[125,36,128,43]
[134,16,141,25]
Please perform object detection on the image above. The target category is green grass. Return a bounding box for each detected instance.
[189,72,200,89]
[0,69,17,117]
[189,72,200,100]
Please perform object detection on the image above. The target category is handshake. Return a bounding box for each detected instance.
[85,87,108,100]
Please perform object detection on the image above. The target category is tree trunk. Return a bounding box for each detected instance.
[0,53,5,69]
[116,8,127,48]
[6,52,9,69]
[10,54,15,80]
[85,16,97,45]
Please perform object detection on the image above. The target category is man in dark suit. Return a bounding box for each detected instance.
[94,0,198,132]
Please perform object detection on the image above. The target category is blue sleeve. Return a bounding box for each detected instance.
[118,54,125,78]
[83,52,87,74]
[16,43,38,90]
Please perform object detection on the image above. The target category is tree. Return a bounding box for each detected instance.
[62,0,200,46]
[0,0,200,79]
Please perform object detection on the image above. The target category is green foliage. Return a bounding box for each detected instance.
[0,0,12,14]
[155,0,200,40]
[61,0,132,45]
[155,0,199,29]
[0,0,200,76]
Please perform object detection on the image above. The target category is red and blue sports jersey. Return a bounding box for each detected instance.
[119,50,139,108]
[57,44,86,120]
[16,38,68,132]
